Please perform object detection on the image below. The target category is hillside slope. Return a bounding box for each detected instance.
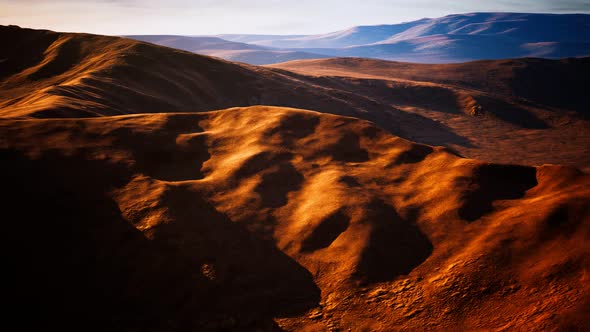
[270,57,590,114]
[0,25,421,135]
[2,23,590,330]
[2,25,589,169]
[2,106,589,330]
[269,57,590,169]
[0,25,357,118]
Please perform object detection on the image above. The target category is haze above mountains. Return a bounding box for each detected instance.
[128,13,590,64]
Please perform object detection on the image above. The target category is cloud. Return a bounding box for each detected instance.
[1,0,589,35]
[547,0,590,12]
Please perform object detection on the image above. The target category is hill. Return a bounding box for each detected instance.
[2,24,590,331]
[2,106,589,330]
[0,25,386,119]
[269,56,590,114]
[1,25,589,169]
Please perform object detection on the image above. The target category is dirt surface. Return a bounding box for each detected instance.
[2,26,589,170]
[2,107,589,330]
[269,57,590,170]
[1,26,589,331]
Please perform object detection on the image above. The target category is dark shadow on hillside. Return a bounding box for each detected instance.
[30,37,82,80]
[1,147,318,330]
[458,164,538,222]
[161,184,319,315]
[111,114,212,181]
[326,77,463,114]
[300,210,351,253]
[476,95,549,129]
[262,112,320,147]
[389,144,434,165]
[329,131,370,162]
[255,162,305,208]
[353,200,433,283]
[376,108,476,148]
[271,70,475,148]
[511,58,590,117]
[0,25,61,79]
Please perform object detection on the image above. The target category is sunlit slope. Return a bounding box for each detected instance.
[2,25,589,170]
[0,26,373,119]
[269,57,590,170]
[2,106,588,330]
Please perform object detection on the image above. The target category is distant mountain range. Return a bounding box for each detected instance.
[126,35,330,65]
[127,13,590,65]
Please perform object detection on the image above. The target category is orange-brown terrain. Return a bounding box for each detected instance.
[3,26,589,170]
[269,57,590,170]
[1,25,590,331]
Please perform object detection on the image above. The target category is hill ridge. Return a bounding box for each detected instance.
[2,106,589,330]
[2,24,590,330]
[2,25,589,170]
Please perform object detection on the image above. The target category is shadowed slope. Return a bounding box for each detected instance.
[1,106,589,330]
[0,26,327,118]
[270,57,590,114]
[269,57,590,169]
[1,114,321,330]
[0,25,380,120]
[2,26,589,170]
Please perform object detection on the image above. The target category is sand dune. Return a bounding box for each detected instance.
[2,106,589,330]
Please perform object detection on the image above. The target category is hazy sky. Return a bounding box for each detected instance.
[1,0,589,35]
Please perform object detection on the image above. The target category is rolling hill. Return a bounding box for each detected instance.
[1,25,589,170]
[3,107,589,330]
[1,25,590,331]
[269,56,590,115]
[269,56,590,170]
[0,25,379,119]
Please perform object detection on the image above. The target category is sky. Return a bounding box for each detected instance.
[1,0,590,35]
